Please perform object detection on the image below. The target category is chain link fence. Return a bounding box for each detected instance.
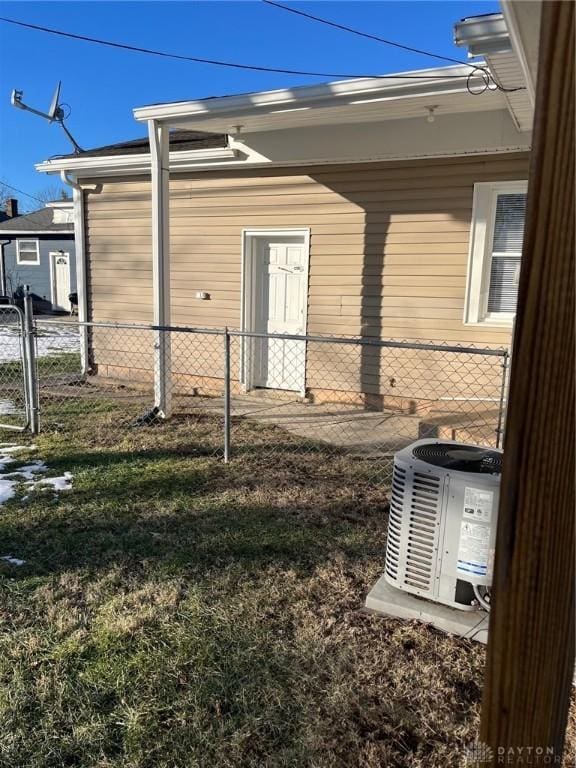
[0,304,509,486]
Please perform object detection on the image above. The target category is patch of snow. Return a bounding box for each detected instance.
[4,461,48,481]
[0,399,19,416]
[0,555,26,566]
[0,478,17,505]
[0,326,79,364]
[0,456,15,472]
[34,472,73,492]
[0,444,73,506]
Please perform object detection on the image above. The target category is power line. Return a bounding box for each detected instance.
[0,181,44,204]
[262,0,470,68]
[0,15,474,81]
[262,1,525,94]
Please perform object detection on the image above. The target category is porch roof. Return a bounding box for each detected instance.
[131,63,513,135]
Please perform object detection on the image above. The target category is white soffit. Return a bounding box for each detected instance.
[146,90,507,134]
[454,11,533,132]
[502,0,542,106]
[132,64,507,134]
[484,50,533,131]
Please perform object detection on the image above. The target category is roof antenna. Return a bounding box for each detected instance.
[10,82,84,154]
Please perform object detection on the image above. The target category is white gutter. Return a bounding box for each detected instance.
[132,64,478,125]
[0,229,73,235]
[36,146,239,177]
[453,14,512,57]
[149,120,172,419]
[59,171,89,375]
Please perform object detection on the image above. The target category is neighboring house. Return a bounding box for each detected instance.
[0,198,76,312]
[35,10,536,409]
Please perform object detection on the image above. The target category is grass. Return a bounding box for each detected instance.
[0,351,83,429]
[0,352,82,380]
[0,408,573,768]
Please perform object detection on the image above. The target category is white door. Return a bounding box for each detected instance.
[52,252,71,312]
[251,236,308,392]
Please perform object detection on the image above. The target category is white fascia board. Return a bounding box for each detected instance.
[0,230,73,235]
[35,146,529,183]
[45,201,74,209]
[35,146,239,177]
[132,64,477,125]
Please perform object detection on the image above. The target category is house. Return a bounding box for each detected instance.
[0,198,77,312]
[35,11,533,416]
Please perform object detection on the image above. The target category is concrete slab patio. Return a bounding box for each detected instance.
[178,392,423,456]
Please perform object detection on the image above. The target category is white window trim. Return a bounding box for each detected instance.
[464,180,528,326]
[16,238,40,266]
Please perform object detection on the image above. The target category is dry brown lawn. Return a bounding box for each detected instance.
[0,409,573,767]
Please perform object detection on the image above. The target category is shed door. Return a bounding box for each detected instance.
[252,236,307,392]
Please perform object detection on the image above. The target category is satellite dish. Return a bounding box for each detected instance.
[9,82,83,154]
[48,81,62,123]
[11,89,24,109]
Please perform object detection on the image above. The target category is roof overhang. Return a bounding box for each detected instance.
[36,62,532,179]
[36,146,242,178]
[132,64,501,134]
[454,10,535,131]
[501,0,541,106]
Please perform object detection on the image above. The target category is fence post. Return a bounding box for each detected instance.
[22,286,39,435]
[495,349,509,450]
[223,328,231,463]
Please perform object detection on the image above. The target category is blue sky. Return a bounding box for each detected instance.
[0,0,498,207]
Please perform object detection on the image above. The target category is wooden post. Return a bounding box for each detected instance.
[480,1,574,763]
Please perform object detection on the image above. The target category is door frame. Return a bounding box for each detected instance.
[240,228,310,394]
[49,251,71,312]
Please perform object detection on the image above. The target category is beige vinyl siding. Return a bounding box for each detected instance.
[83,153,528,398]
[84,153,528,345]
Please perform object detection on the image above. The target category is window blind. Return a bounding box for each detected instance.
[487,192,527,313]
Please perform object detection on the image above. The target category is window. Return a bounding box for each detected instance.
[465,181,528,325]
[16,239,40,265]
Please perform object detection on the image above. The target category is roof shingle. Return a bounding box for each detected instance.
[55,129,227,160]
[0,208,74,233]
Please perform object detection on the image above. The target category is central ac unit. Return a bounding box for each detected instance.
[383,438,502,612]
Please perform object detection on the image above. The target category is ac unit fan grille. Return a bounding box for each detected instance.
[412,443,502,474]
[385,465,406,580]
[404,472,440,590]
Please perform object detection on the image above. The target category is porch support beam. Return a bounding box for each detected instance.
[148,119,172,418]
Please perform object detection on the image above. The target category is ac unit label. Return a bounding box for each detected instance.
[463,486,493,523]
[457,521,490,577]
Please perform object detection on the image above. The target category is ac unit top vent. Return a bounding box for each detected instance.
[412,443,502,474]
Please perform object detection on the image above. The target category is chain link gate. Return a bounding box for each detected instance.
[0,299,36,432]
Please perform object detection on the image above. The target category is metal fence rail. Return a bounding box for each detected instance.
[0,300,509,486]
